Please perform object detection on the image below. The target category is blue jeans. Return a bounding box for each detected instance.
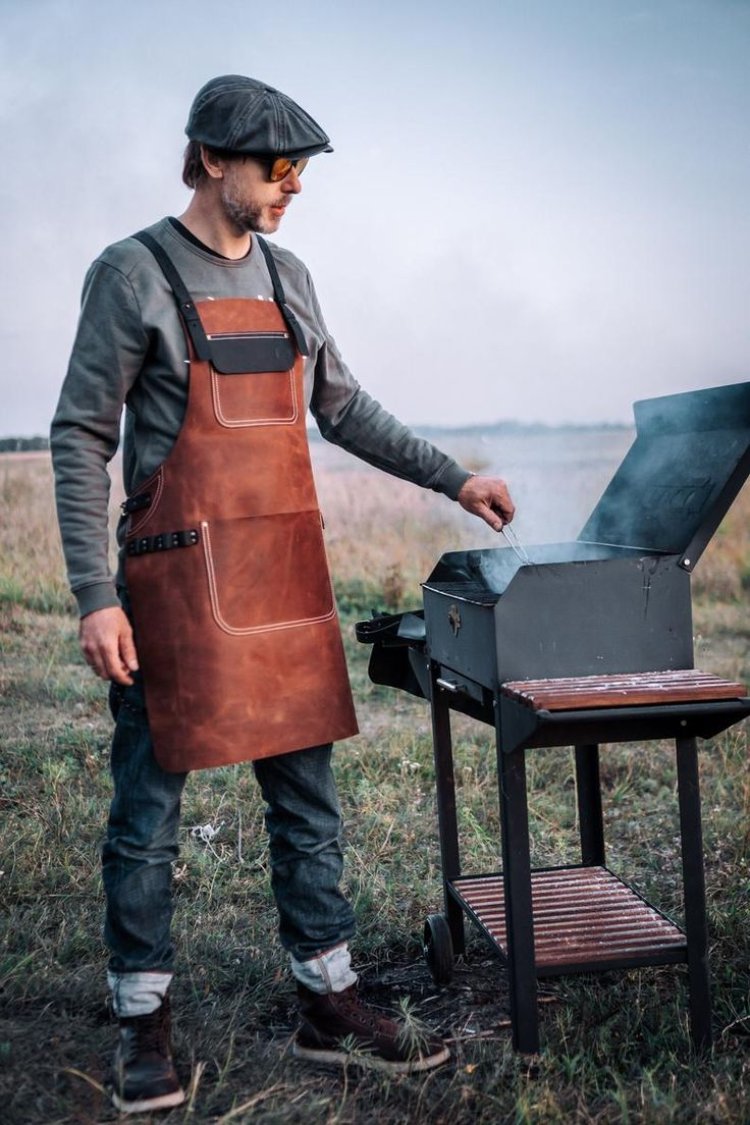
[102,672,356,973]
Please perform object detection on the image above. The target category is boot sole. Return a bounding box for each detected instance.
[111,1087,186,1114]
[292,1040,450,1073]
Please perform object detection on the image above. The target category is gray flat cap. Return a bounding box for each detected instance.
[186,75,333,158]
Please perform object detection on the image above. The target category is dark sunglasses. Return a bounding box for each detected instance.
[267,156,310,182]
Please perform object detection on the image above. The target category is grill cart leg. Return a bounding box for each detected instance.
[496,725,539,1054]
[429,663,466,958]
[575,743,606,866]
[675,735,712,1052]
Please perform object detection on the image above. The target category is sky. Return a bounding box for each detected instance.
[1,0,749,435]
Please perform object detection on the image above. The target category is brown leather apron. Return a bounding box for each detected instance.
[122,233,358,772]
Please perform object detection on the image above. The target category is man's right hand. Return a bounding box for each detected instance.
[79,606,139,685]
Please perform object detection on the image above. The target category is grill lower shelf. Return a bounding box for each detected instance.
[451,866,687,975]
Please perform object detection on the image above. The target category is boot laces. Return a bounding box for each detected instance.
[336,989,385,1032]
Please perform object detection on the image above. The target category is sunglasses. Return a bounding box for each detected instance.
[267,156,310,182]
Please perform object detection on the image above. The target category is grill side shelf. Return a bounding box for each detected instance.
[450,866,687,977]
[501,669,747,711]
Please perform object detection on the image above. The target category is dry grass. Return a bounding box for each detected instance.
[0,454,72,614]
[315,466,472,611]
[694,495,750,602]
[0,447,749,1123]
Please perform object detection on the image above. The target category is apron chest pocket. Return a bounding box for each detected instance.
[209,333,298,428]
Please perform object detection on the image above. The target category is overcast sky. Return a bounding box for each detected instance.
[1,0,749,435]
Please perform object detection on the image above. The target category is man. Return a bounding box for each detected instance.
[51,75,515,1114]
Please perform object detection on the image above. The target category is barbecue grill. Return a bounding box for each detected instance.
[357,381,750,1053]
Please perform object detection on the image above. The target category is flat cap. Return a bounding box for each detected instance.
[186,75,333,158]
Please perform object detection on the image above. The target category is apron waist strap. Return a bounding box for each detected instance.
[126,528,201,556]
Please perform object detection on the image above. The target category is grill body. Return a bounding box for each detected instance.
[424,548,693,687]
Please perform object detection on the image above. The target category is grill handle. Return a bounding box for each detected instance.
[436,677,460,693]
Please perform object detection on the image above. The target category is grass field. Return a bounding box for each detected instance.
[0,451,748,1124]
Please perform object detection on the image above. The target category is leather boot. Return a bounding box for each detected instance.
[111,996,185,1114]
[293,983,450,1073]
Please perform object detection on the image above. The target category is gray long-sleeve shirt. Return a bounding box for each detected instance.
[51,217,471,616]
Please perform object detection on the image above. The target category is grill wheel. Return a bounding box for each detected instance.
[423,913,454,986]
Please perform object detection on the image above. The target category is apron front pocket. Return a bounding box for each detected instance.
[201,511,335,634]
[210,362,297,428]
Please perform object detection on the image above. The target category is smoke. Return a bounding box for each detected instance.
[423,380,750,597]
[430,425,634,547]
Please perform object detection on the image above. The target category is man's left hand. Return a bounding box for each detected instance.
[457,475,516,533]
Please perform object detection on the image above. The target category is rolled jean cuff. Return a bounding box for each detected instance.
[108,970,173,1017]
[290,942,358,994]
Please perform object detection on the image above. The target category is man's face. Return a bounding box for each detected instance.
[218,156,302,235]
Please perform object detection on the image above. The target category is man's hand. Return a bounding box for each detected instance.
[457,474,516,533]
[79,606,139,685]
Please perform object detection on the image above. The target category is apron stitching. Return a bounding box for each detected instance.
[209,364,298,428]
[200,519,336,636]
[127,468,165,536]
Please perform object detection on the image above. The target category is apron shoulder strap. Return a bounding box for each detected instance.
[132,230,211,361]
[255,237,309,357]
[132,229,309,360]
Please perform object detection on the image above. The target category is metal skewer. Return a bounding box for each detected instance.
[501,522,533,566]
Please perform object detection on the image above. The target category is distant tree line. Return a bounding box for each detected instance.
[0,436,50,452]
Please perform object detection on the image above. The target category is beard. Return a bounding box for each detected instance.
[220,182,283,235]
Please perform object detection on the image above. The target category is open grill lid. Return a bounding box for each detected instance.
[578,381,750,570]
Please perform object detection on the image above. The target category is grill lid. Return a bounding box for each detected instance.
[578,381,750,569]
